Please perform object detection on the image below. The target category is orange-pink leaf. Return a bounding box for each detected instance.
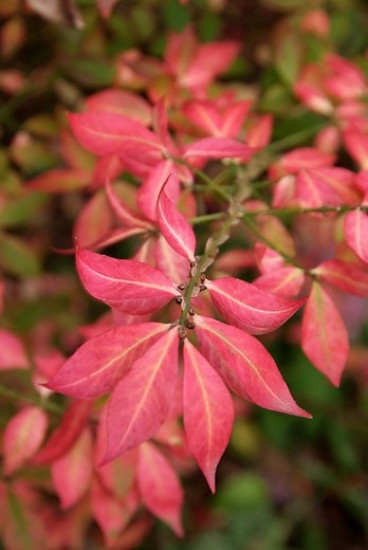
[183,340,234,492]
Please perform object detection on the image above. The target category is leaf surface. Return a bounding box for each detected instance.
[47,323,169,398]
[314,258,368,297]
[138,442,183,536]
[103,329,178,462]
[301,282,349,385]
[76,247,177,314]
[183,340,234,492]
[344,209,368,264]
[51,427,93,509]
[196,316,310,417]
[157,177,196,261]
[33,399,92,464]
[207,277,305,334]
[68,111,164,156]
[3,407,48,474]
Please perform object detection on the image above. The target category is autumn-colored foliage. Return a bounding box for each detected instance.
[1,1,368,548]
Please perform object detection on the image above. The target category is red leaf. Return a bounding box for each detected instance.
[196,316,310,417]
[33,399,92,464]
[3,406,48,475]
[301,282,349,386]
[0,329,29,370]
[183,340,234,492]
[68,111,164,156]
[183,137,254,162]
[138,442,183,536]
[344,209,368,264]
[207,277,305,334]
[51,427,93,509]
[47,323,169,398]
[157,176,196,261]
[103,329,179,462]
[76,247,177,314]
[313,258,368,297]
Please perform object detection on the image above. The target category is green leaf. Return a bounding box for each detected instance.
[0,233,40,276]
[0,192,48,228]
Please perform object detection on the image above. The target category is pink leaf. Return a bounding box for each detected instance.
[74,188,114,248]
[91,477,139,547]
[295,167,359,208]
[183,137,254,162]
[138,442,183,536]
[183,340,234,492]
[97,0,119,18]
[103,329,179,462]
[301,282,349,386]
[343,130,368,170]
[76,247,177,314]
[269,147,335,179]
[196,316,310,417]
[344,209,368,264]
[97,448,138,500]
[313,258,368,297]
[86,89,152,126]
[207,277,305,334]
[246,114,273,148]
[51,427,93,509]
[0,329,29,370]
[68,111,164,156]
[47,323,169,398]
[157,176,196,261]
[154,234,191,284]
[253,267,305,298]
[182,100,221,136]
[33,400,92,464]
[137,160,179,222]
[105,179,152,229]
[3,407,48,475]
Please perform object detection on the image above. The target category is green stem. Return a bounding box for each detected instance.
[0,383,63,414]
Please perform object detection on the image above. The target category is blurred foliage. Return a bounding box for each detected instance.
[1,1,368,549]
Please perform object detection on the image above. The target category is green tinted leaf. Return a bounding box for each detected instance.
[0,233,40,276]
[0,192,48,228]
